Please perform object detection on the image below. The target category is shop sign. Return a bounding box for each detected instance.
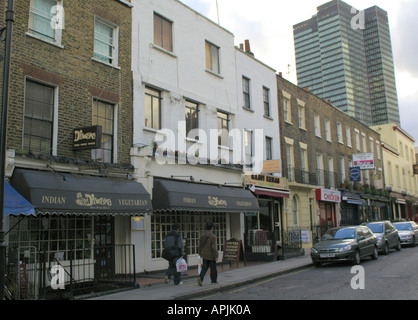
[262,160,281,174]
[413,164,418,175]
[349,167,361,182]
[73,125,102,150]
[353,153,375,170]
[245,174,287,189]
[316,188,341,203]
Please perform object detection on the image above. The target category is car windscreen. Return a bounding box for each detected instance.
[393,223,412,231]
[366,223,383,233]
[322,228,356,240]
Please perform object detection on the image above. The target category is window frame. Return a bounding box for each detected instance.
[93,16,119,67]
[153,12,173,52]
[217,111,229,147]
[205,41,220,74]
[185,100,199,138]
[145,86,162,130]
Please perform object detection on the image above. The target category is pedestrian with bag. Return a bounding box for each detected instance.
[197,222,218,286]
[163,223,184,285]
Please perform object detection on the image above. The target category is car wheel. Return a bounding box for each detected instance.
[395,239,401,251]
[382,242,389,255]
[352,251,361,265]
[371,246,378,260]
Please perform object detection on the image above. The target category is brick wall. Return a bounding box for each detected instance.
[4,0,132,164]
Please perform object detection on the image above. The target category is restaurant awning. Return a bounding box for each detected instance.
[253,186,290,198]
[152,178,259,213]
[11,169,152,216]
[4,181,36,216]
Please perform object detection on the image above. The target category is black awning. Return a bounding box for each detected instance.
[152,178,259,213]
[11,169,152,216]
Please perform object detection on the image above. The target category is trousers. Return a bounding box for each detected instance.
[199,259,217,283]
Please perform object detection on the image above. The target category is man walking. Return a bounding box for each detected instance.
[164,223,184,285]
[198,222,218,286]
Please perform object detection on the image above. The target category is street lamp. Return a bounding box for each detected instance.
[0,0,15,301]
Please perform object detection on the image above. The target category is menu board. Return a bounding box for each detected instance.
[222,239,246,268]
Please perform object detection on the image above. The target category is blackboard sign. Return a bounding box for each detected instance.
[222,239,246,268]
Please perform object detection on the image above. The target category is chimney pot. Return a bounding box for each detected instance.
[245,40,251,53]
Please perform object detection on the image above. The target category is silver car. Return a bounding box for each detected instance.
[393,221,418,247]
[362,221,401,254]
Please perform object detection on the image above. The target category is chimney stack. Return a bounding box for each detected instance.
[244,39,254,56]
[279,72,283,77]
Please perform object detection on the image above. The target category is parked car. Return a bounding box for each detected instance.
[311,226,378,267]
[362,221,401,254]
[393,221,418,247]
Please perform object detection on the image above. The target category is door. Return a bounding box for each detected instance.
[94,216,115,279]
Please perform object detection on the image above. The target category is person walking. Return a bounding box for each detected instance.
[164,223,184,285]
[197,222,218,286]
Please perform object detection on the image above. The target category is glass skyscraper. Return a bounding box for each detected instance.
[293,0,400,126]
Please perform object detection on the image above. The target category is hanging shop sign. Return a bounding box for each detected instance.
[353,153,375,170]
[73,125,102,150]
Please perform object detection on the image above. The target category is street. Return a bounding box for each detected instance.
[196,246,418,300]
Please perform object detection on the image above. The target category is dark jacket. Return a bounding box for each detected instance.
[164,230,184,257]
[198,231,218,261]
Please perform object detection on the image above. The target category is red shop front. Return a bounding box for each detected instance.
[316,188,341,228]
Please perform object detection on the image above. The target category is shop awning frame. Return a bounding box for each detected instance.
[152,178,260,213]
[11,169,152,216]
[253,186,290,199]
[4,181,36,216]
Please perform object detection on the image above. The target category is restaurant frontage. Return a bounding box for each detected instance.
[145,177,260,271]
[5,168,152,299]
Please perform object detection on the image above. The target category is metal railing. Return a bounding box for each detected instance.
[5,244,137,300]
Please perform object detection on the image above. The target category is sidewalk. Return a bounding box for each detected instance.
[86,253,313,300]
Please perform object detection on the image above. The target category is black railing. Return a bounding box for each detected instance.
[5,244,137,300]
[286,166,339,189]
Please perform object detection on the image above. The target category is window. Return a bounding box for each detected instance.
[292,196,299,226]
[314,114,321,137]
[337,122,343,143]
[340,156,346,184]
[283,98,291,123]
[325,119,331,142]
[244,129,253,166]
[205,41,220,74]
[388,161,393,186]
[23,80,55,155]
[301,148,308,183]
[328,157,334,187]
[355,130,360,151]
[94,17,118,66]
[263,87,270,117]
[346,127,352,147]
[145,87,161,130]
[92,100,114,163]
[185,101,199,138]
[28,0,63,44]
[242,77,251,109]
[217,111,229,146]
[298,104,305,129]
[286,143,294,181]
[153,13,173,52]
[317,153,324,186]
[265,137,272,160]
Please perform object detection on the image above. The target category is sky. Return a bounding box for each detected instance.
[180,0,418,147]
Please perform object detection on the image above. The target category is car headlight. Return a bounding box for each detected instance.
[377,236,383,243]
[339,245,352,252]
[312,247,318,254]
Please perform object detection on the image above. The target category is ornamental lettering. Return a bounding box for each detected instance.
[42,195,66,205]
[208,196,227,207]
[74,129,96,142]
[118,199,148,207]
[76,193,112,207]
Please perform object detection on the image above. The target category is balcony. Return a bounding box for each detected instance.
[286,166,338,189]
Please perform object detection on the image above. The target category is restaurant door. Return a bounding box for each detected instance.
[94,216,115,279]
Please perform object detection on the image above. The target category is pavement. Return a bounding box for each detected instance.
[85,252,313,300]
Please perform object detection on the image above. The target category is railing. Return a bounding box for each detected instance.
[5,244,137,300]
[286,166,339,189]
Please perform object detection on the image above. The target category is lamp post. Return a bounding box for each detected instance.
[0,0,15,300]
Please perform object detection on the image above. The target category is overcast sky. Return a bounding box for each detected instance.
[180,0,418,146]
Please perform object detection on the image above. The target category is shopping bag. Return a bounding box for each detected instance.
[176,257,188,273]
[197,255,202,275]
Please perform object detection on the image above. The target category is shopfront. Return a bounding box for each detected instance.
[6,168,152,297]
[316,188,341,229]
[340,190,366,225]
[244,174,290,260]
[150,177,260,269]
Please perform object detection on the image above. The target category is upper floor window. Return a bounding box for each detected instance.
[314,114,321,137]
[242,77,251,109]
[263,87,270,117]
[94,17,119,66]
[298,104,305,129]
[337,122,343,143]
[28,0,63,44]
[217,111,229,146]
[145,87,161,130]
[265,136,272,160]
[23,80,55,155]
[283,98,291,123]
[185,101,199,138]
[92,100,115,163]
[205,41,220,74]
[346,127,352,147]
[154,13,173,52]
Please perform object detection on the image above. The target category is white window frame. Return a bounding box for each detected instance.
[325,119,331,142]
[28,0,64,46]
[346,127,352,147]
[314,114,321,137]
[205,41,220,75]
[93,16,119,67]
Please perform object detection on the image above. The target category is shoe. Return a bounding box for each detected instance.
[197,277,202,286]
[175,281,183,285]
[164,276,169,284]
[211,281,218,285]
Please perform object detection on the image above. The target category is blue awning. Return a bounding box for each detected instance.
[4,181,36,216]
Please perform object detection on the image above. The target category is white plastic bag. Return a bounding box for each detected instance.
[176,257,187,273]
[197,255,202,275]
